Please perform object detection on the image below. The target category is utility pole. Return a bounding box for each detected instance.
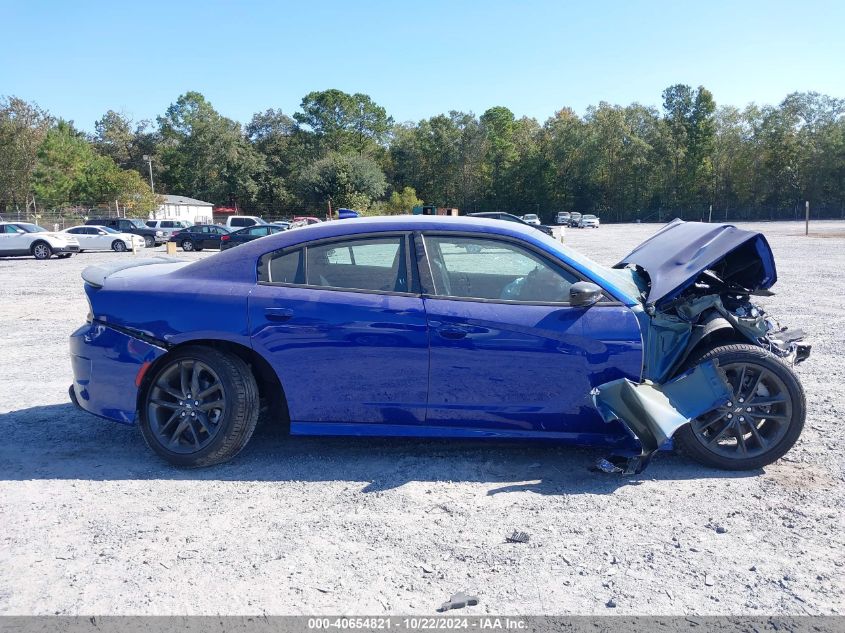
[142,155,155,193]
[708,204,712,223]
[805,201,810,236]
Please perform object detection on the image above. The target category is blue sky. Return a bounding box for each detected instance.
[3,0,844,130]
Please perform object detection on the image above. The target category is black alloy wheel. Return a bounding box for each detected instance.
[140,347,259,467]
[675,344,805,470]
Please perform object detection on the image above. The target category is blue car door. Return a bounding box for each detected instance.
[420,233,642,443]
[248,233,430,432]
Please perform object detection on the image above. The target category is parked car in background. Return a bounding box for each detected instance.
[70,216,809,472]
[556,212,571,225]
[85,218,164,247]
[468,212,554,237]
[522,213,541,226]
[289,216,323,229]
[568,212,582,227]
[220,224,286,251]
[0,222,79,259]
[224,215,266,229]
[169,224,230,251]
[145,219,192,239]
[269,221,291,231]
[62,225,145,252]
[577,214,600,229]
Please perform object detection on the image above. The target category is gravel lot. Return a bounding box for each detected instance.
[0,221,842,616]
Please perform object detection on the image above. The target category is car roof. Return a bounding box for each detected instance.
[175,215,639,305]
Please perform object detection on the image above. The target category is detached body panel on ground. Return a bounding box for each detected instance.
[69,216,809,471]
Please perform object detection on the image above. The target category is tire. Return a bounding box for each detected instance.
[143,235,154,248]
[674,343,805,470]
[31,241,52,260]
[181,240,195,252]
[139,346,260,467]
[112,240,127,252]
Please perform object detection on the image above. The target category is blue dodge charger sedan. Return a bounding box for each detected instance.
[69,216,809,472]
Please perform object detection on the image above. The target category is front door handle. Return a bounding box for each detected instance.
[437,326,468,340]
[265,307,294,322]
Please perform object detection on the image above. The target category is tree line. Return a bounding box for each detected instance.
[1,86,843,223]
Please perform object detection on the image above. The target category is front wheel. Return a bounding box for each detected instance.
[32,242,53,260]
[112,240,127,252]
[143,235,154,248]
[139,347,260,467]
[674,344,805,470]
[181,240,194,252]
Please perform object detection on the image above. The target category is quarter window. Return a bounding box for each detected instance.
[262,249,304,284]
[424,235,578,303]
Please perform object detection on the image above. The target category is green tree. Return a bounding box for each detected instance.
[294,89,392,155]
[0,96,52,212]
[662,84,717,213]
[298,151,387,211]
[158,91,264,206]
[385,186,422,214]
[480,106,518,210]
[247,108,308,212]
[33,120,159,213]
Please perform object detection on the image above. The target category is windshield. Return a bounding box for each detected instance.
[17,223,46,233]
[523,214,538,220]
[101,226,120,234]
[583,215,597,220]
[127,219,146,228]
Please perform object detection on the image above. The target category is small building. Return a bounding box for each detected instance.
[151,195,214,225]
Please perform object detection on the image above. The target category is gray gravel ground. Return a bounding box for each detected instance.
[0,221,842,616]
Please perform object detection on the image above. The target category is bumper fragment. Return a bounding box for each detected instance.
[591,360,732,474]
[69,322,167,424]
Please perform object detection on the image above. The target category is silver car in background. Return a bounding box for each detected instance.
[578,214,600,228]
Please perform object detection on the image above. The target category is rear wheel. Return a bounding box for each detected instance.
[139,347,259,467]
[112,240,127,252]
[181,240,194,252]
[143,235,154,248]
[674,344,805,470]
[32,242,53,260]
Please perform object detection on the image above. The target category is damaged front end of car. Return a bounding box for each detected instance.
[592,219,811,474]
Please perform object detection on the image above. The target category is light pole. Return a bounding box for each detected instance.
[142,155,155,193]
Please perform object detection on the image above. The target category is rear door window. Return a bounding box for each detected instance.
[305,237,407,293]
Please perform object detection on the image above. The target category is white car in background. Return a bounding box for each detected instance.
[577,214,601,228]
[225,215,267,229]
[521,213,541,225]
[0,222,80,259]
[62,225,145,252]
[145,219,191,239]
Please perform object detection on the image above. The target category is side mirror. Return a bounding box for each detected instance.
[569,281,603,307]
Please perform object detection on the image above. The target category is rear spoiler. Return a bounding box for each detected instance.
[81,257,184,288]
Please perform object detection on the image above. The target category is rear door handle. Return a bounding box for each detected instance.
[437,326,468,340]
[265,307,294,322]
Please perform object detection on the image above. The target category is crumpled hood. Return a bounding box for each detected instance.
[615,219,777,307]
